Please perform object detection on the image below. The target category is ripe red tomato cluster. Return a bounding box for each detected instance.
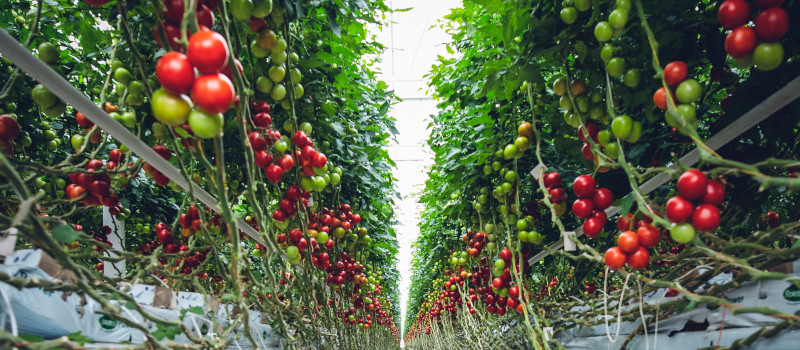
[0,114,21,154]
[584,280,597,295]
[665,169,725,244]
[66,156,124,212]
[153,0,217,51]
[571,174,614,237]
[542,171,567,215]
[84,225,113,252]
[178,205,206,238]
[142,144,173,186]
[153,30,234,139]
[761,210,780,228]
[463,230,488,257]
[719,0,788,70]
[272,185,311,222]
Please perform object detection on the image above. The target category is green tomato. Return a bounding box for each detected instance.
[230,0,255,20]
[32,84,57,108]
[623,68,641,87]
[42,102,66,117]
[252,0,273,18]
[600,44,614,63]
[610,115,633,139]
[268,65,286,82]
[271,50,287,65]
[113,67,131,85]
[501,181,512,194]
[575,0,592,11]
[299,122,313,135]
[251,40,269,58]
[676,79,702,104]
[121,111,137,128]
[274,38,287,53]
[559,96,573,111]
[188,108,223,139]
[293,84,304,98]
[289,68,302,85]
[503,144,518,159]
[597,129,611,146]
[270,83,286,101]
[753,42,784,71]
[516,219,528,230]
[608,9,628,29]
[275,139,288,153]
[494,259,506,269]
[289,52,299,63]
[286,245,301,263]
[256,76,273,93]
[616,0,631,10]
[151,88,192,126]
[589,106,604,120]
[576,96,589,113]
[128,80,144,95]
[594,21,613,42]
[560,7,578,24]
[606,57,626,78]
[733,54,755,68]
[604,141,620,159]
[670,223,695,243]
[37,42,59,64]
[329,172,341,185]
[505,170,517,182]
[483,165,493,175]
[70,134,84,151]
[565,111,581,128]
[625,121,642,143]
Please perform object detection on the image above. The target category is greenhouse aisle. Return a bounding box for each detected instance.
[375,0,460,342]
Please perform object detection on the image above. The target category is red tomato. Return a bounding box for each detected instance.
[663,61,688,87]
[626,247,650,270]
[636,223,661,248]
[573,175,596,198]
[718,0,751,30]
[617,231,640,253]
[617,213,638,232]
[0,114,20,141]
[312,152,327,168]
[265,164,283,183]
[254,150,273,168]
[543,172,562,188]
[754,8,788,42]
[592,188,614,210]
[187,31,229,74]
[666,196,694,223]
[153,22,182,51]
[581,143,594,160]
[156,52,196,95]
[549,187,566,202]
[692,204,721,232]
[75,112,93,128]
[725,26,757,58]
[591,209,608,225]
[162,0,184,24]
[677,169,707,200]
[196,4,215,29]
[583,216,604,238]
[653,87,668,110]
[191,73,234,114]
[578,123,599,142]
[701,179,726,205]
[604,247,626,270]
[572,198,595,219]
[279,154,295,171]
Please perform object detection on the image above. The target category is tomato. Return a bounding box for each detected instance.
[0,114,20,141]
[257,28,277,50]
[608,9,628,29]
[754,7,788,41]
[604,247,626,270]
[665,196,693,223]
[718,0,750,30]
[601,44,614,63]
[595,21,613,42]
[573,175,596,198]
[606,57,626,78]
[663,61,687,87]
[312,152,327,168]
[156,52,195,95]
[592,188,614,210]
[701,179,726,205]
[670,223,695,243]
[191,73,234,114]
[623,68,641,88]
[597,129,611,146]
[518,122,533,138]
[692,204,721,232]
[271,84,287,101]
[725,26,757,58]
[230,0,254,20]
[753,42,784,71]
[37,42,59,64]
[636,223,660,248]
[187,31,229,74]
[32,84,57,108]
[625,121,642,143]
[188,108,223,139]
[611,115,633,139]
[626,247,650,270]
[553,77,568,96]
[561,7,578,24]
[617,231,639,253]
[279,154,295,171]
[604,141,620,159]
[197,4,215,28]
[677,169,707,200]
[653,87,669,110]
[75,112,93,128]
[265,164,283,183]
[549,187,566,202]
[675,79,702,104]
[151,88,192,126]
[543,172,562,188]
[583,216,604,237]
[575,0,591,11]
[269,65,286,82]
[753,0,784,9]
[572,198,595,219]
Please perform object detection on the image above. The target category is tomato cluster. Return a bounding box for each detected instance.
[153,0,217,51]
[666,169,725,243]
[571,175,614,237]
[653,61,704,133]
[542,171,567,215]
[719,0,788,70]
[0,114,20,155]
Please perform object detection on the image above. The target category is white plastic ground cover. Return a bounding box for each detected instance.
[557,326,800,350]
[0,250,281,346]
[528,74,800,265]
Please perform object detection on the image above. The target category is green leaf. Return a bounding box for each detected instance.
[619,194,634,216]
[19,334,44,342]
[67,331,94,345]
[52,225,80,243]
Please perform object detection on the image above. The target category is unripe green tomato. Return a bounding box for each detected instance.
[589,106,604,120]
[594,21,613,42]
[518,230,529,242]
[559,95,573,111]
[753,43,783,71]
[605,141,620,159]
[576,96,589,113]
[271,50,287,65]
[608,8,628,29]
[270,83,286,101]
[600,45,614,63]
[256,76,273,93]
[676,79,702,104]
[251,41,269,58]
[623,68,641,87]
[610,115,633,139]
[597,129,611,146]
[483,165,493,174]
[625,121,642,143]
[606,57,626,78]
[560,7,578,24]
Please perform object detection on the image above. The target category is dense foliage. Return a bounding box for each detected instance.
[406,0,800,348]
[0,0,401,348]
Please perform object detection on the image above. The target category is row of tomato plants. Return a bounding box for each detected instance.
[0,0,402,348]
[405,0,800,348]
